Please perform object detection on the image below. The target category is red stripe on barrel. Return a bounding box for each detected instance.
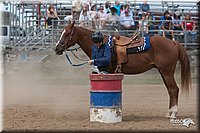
[89,74,124,92]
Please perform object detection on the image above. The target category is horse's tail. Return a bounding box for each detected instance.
[175,41,191,95]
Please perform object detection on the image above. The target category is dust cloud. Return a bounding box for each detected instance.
[4,54,91,113]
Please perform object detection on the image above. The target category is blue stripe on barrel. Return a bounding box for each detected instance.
[90,92,122,107]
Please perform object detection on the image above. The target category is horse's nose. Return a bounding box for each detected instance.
[54,48,63,55]
[54,47,59,55]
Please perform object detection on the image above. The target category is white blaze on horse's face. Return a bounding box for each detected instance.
[55,29,66,47]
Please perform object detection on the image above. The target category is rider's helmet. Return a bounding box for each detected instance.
[92,31,104,43]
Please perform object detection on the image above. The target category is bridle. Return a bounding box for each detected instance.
[58,27,75,50]
[57,26,89,67]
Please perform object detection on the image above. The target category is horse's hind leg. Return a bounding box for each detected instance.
[158,70,179,119]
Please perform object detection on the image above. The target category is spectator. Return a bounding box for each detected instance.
[89,4,99,29]
[120,4,124,13]
[162,14,174,40]
[47,4,59,26]
[121,2,133,17]
[181,14,196,43]
[159,10,169,29]
[72,0,83,21]
[172,10,182,30]
[98,6,107,29]
[138,0,150,17]
[114,1,122,16]
[105,6,119,30]
[79,7,91,27]
[146,11,155,36]
[83,3,90,11]
[159,10,174,40]
[87,0,94,11]
[64,12,73,24]
[104,1,111,14]
[139,13,148,36]
[119,9,136,30]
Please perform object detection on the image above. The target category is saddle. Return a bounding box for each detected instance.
[113,32,144,73]
[114,36,144,47]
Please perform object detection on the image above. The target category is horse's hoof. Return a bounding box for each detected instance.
[169,112,177,119]
[169,116,176,119]
[165,112,171,118]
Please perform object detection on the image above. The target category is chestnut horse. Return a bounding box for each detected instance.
[55,21,191,119]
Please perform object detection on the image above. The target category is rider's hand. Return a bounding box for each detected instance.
[88,60,94,65]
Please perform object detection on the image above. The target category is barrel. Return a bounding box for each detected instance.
[89,74,124,123]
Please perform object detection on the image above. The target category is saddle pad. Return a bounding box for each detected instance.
[107,35,113,48]
[127,36,150,54]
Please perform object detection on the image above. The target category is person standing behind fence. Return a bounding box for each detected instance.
[72,0,83,21]
[181,14,196,43]
[47,4,59,27]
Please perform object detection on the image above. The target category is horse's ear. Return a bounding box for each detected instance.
[67,19,71,25]
[71,20,75,28]
[69,20,75,29]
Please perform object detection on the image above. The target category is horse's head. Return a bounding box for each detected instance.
[55,21,77,55]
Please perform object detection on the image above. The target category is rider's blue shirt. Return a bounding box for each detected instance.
[91,43,111,67]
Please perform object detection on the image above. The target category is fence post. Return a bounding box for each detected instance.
[184,20,187,47]
[52,20,54,47]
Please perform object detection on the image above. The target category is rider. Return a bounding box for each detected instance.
[88,31,111,74]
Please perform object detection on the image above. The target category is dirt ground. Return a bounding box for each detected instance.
[2,54,199,132]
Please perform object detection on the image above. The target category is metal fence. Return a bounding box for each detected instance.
[1,0,199,51]
[50,19,198,48]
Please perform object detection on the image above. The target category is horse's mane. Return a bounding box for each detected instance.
[76,26,94,34]
[75,26,109,42]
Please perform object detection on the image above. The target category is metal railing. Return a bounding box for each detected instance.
[50,19,198,48]
[3,1,198,51]
[11,19,53,51]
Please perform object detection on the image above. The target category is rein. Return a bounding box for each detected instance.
[59,27,89,67]
[65,52,88,67]
[65,46,89,67]
[66,46,80,51]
